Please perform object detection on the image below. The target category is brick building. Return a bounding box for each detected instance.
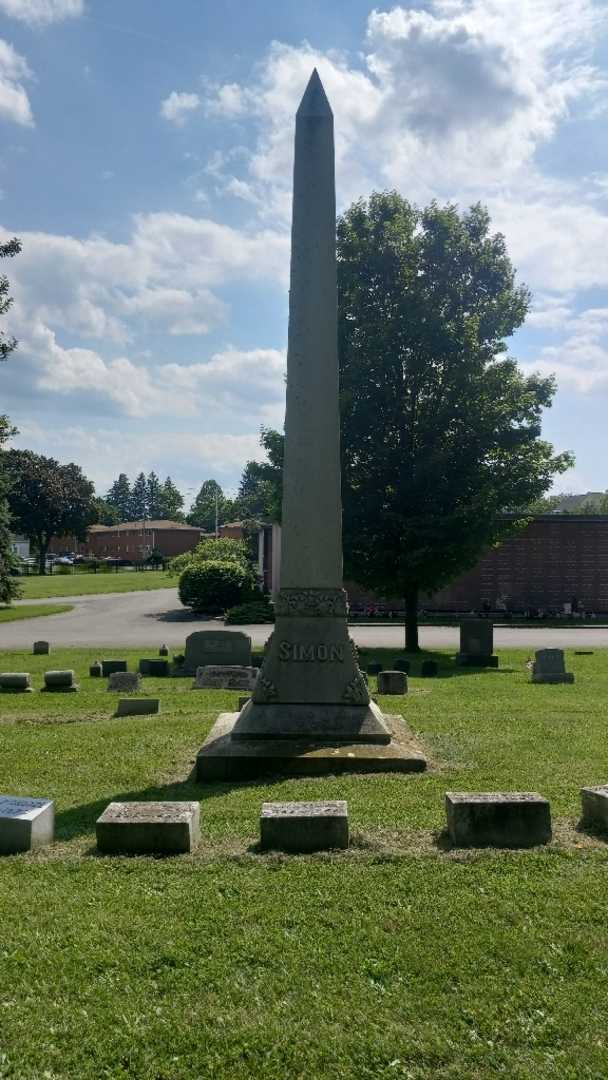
[50,520,204,561]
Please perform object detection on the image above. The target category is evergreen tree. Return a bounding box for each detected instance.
[146,471,162,518]
[158,476,184,520]
[106,473,132,522]
[187,479,225,532]
[93,497,121,525]
[130,472,148,520]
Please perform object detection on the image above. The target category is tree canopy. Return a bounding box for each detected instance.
[0,238,22,603]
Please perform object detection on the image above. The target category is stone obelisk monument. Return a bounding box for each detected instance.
[196,70,426,778]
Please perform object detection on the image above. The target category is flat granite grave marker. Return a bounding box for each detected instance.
[581,785,608,830]
[377,670,408,695]
[531,649,574,684]
[43,669,78,692]
[456,620,498,667]
[194,665,258,691]
[0,672,33,692]
[0,795,54,854]
[96,801,200,854]
[101,659,127,677]
[183,631,252,675]
[107,671,141,693]
[446,792,552,848]
[260,800,348,852]
[138,658,169,677]
[32,640,50,655]
[115,698,160,717]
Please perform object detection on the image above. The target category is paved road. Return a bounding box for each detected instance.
[3,588,608,650]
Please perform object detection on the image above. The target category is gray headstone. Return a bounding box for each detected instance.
[193,665,258,691]
[456,620,498,667]
[96,801,200,854]
[446,792,552,848]
[531,649,574,684]
[107,671,141,693]
[0,795,54,854]
[581,786,608,830]
[377,670,408,695]
[89,661,103,677]
[0,672,33,692]
[183,631,252,675]
[260,800,348,852]
[101,659,128,677]
[43,669,78,692]
[32,640,50,655]
[159,644,169,657]
[115,698,160,716]
[138,658,169,677]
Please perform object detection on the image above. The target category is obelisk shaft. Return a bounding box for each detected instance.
[280,70,342,589]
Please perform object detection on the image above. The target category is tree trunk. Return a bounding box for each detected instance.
[405,584,419,652]
[38,538,48,576]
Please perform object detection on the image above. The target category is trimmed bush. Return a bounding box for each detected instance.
[178,559,254,615]
[225,598,275,625]
[168,537,249,577]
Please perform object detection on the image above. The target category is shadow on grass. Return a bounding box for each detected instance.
[358,648,517,679]
[145,607,214,624]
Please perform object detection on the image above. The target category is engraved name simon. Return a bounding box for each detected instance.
[278,641,344,663]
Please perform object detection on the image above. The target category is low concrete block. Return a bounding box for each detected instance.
[32,640,50,655]
[138,658,169,677]
[0,795,54,854]
[107,671,141,693]
[89,661,103,677]
[377,670,408,695]
[392,657,410,673]
[260,800,349,853]
[101,659,127,677]
[421,660,438,677]
[446,792,552,848]
[96,801,200,854]
[581,786,608,830]
[0,672,34,692]
[43,669,78,692]
[115,698,160,716]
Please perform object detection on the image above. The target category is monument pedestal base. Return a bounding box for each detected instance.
[231,698,391,744]
[196,712,427,781]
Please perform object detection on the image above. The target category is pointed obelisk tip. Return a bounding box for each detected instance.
[296,68,333,118]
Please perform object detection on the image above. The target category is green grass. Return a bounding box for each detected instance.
[17,569,172,600]
[1,645,608,1078]
[0,602,73,622]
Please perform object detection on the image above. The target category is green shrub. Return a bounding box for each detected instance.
[167,537,249,577]
[55,564,72,575]
[178,559,255,615]
[225,598,275,624]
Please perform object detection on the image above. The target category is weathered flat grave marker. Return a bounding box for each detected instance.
[138,658,169,677]
[581,786,608,830]
[446,792,552,848]
[260,800,348,853]
[101,659,127,677]
[456,620,498,667]
[377,670,407,695]
[32,640,50,655]
[0,672,33,692]
[43,669,78,692]
[115,698,160,716]
[193,665,258,691]
[107,671,141,693]
[531,649,574,684]
[96,801,200,854]
[0,795,54,854]
[183,630,252,675]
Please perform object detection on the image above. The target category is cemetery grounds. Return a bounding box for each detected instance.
[1,646,608,1079]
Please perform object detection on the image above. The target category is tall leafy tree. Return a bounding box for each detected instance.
[93,497,121,526]
[234,429,283,521]
[0,237,22,603]
[337,194,572,648]
[158,476,184,520]
[187,479,226,532]
[5,451,96,574]
[130,472,148,520]
[106,473,132,522]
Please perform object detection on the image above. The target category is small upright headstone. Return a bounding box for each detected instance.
[43,670,78,692]
[581,786,608,830]
[392,657,410,673]
[0,672,33,692]
[421,660,438,678]
[159,644,169,657]
[193,665,258,691]
[183,630,252,675]
[377,670,408,695]
[445,792,552,848]
[138,658,169,677]
[107,671,141,693]
[115,698,160,717]
[89,661,103,677]
[101,659,128,677]
[260,801,348,853]
[96,801,200,854]
[0,795,54,854]
[456,620,498,667]
[32,641,50,656]
[531,649,574,684]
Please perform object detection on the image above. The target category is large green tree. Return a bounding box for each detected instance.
[130,472,148,520]
[187,479,228,532]
[234,428,283,522]
[337,194,572,648]
[0,237,22,603]
[5,451,96,574]
[106,473,132,522]
[158,476,184,520]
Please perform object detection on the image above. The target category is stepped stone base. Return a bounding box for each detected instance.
[196,712,427,781]
[232,698,391,744]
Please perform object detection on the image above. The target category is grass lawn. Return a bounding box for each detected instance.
[1,645,608,1078]
[0,602,73,622]
[17,569,173,600]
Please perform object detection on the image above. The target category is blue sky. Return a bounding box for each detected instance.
[1,0,607,505]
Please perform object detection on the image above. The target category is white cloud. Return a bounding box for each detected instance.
[524,307,608,392]
[160,91,201,126]
[0,39,34,127]
[0,0,83,25]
